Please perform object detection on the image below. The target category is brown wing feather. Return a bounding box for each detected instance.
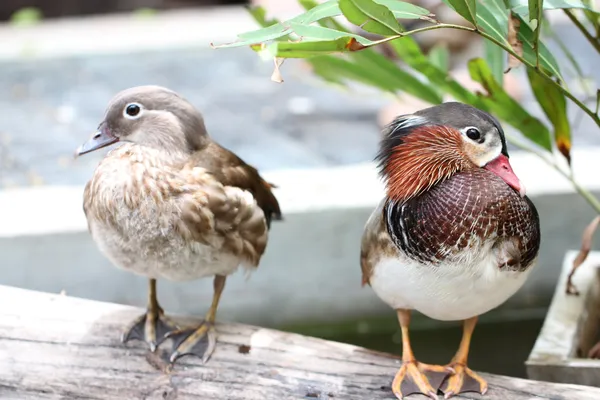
[175,168,269,267]
[360,201,398,286]
[191,142,282,229]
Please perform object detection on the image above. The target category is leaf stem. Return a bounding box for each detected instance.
[564,9,600,54]
[367,23,476,47]
[533,6,542,69]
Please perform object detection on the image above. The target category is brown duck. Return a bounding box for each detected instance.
[75,85,282,364]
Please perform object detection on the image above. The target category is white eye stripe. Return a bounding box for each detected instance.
[123,103,144,120]
[390,115,427,134]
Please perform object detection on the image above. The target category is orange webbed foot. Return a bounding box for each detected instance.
[441,363,488,399]
[392,361,453,399]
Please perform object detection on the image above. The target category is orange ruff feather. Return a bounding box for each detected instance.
[384,126,472,202]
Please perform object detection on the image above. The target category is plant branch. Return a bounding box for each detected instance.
[473,29,600,126]
[363,22,599,126]
[371,22,600,127]
[367,23,476,46]
[507,135,600,214]
[564,9,600,54]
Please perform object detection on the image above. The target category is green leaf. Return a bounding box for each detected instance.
[374,0,434,20]
[309,54,395,90]
[428,44,449,72]
[476,0,563,79]
[475,0,510,45]
[309,50,442,104]
[543,20,585,80]
[528,0,543,66]
[516,14,563,80]
[527,67,572,163]
[348,50,443,103]
[387,36,481,105]
[510,0,600,15]
[468,58,552,151]
[288,23,373,43]
[132,7,158,19]
[214,2,342,48]
[214,23,289,48]
[291,0,342,24]
[10,7,43,26]
[340,0,403,36]
[484,41,505,83]
[215,0,432,49]
[581,0,600,37]
[308,56,353,86]
[527,0,542,25]
[250,4,281,27]
[262,37,366,58]
[299,0,348,30]
[426,44,450,98]
[443,0,477,24]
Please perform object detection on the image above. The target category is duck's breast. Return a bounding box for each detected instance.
[370,168,540,320]
[369,249,536,321]
[84,146,243,281]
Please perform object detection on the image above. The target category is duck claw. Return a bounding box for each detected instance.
[122,311,178,352]
[165,321,217,364]
[392,360,451,399]
[441,363,488,399]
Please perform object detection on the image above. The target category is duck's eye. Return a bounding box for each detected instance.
[124,103,142,119]
[465,127,481,141]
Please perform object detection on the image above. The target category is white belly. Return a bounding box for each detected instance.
[90,222,243,282]
[369,252,535,321]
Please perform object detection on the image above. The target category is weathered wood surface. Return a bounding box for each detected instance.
[1,285,600,400]
[527,251,600,387]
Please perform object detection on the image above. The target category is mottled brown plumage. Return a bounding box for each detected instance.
[77,85,281,365]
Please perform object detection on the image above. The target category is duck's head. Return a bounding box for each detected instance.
[75,85,208,157]
[376,102,525,202]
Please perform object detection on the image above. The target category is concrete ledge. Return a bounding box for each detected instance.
[0,6,257,61]
[2,148,600,328]
[527,250,600,386]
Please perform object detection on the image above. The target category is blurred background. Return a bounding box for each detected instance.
[0,0,244,20]
[0,0,599,382]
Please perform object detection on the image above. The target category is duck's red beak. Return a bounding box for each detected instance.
[484,154,526,197]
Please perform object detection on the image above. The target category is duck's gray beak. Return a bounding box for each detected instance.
[75,126,119,157]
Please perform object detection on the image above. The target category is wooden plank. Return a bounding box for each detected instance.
[1,285,600,400]
[526,251,600,386]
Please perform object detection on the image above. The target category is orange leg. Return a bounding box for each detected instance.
[122,278,178,351]
[441,317,488,399]
[391,309,452,400]
[166,275,226,364]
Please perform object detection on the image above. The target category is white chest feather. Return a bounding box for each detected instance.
[89,220,242,282]
[369,251,535,321]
